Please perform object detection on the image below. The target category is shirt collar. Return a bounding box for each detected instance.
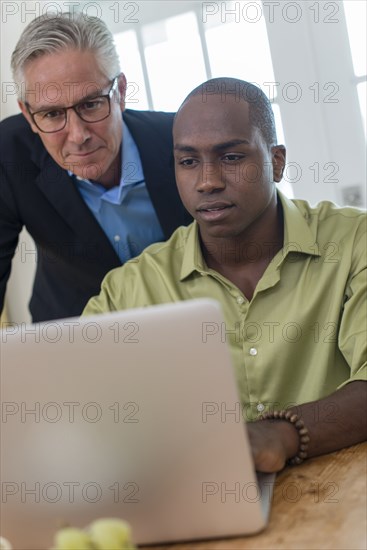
[278,190,322,257]
[180,222,205,281]
[179,190,321,281]
[120,119,144,187]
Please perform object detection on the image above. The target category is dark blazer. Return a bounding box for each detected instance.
[0,110,191,321]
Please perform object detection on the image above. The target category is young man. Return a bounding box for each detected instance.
[84,78,366,472]
[0,12,190,321]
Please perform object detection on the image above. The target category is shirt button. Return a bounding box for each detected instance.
[114,235,121,242]
[249,347,258,356]
[236,296,245,304]
[257,403,265,412]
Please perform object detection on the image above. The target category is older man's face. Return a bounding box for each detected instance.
[19,49,125,188]
[173,94,285,243]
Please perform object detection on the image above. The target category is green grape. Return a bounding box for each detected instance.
[53,527,95,550]
[88,518,136,550]
[0,536,12,550]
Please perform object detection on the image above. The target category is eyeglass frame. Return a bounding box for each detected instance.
[25,75,120,134]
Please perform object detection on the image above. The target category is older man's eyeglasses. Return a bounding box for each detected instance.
[25,76,120,133]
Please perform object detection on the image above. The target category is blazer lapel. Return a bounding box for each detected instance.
[123,110,191,238]
[32,149,121,266]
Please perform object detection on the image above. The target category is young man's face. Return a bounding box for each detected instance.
[19,49,126,187]
[173,94,285,243]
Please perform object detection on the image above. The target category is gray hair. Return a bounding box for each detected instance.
[11,12,121,99]
[176,77,278,148]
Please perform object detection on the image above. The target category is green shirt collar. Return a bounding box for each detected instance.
[180,222,204,281]
[280,191,322,257]
[180,190,321,281]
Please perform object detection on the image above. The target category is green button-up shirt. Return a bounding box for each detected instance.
[84,192,367,420]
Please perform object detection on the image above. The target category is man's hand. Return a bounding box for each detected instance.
[247,419,299,473]
[247,381,367,473]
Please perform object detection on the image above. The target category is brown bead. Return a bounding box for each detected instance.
[259,409,309,467]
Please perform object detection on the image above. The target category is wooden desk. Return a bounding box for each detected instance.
[141,443,367,550]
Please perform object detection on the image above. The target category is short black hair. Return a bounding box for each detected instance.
[176,77,278,148]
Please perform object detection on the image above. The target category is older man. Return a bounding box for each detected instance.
[0,12,190,321]
[84,77,366,472]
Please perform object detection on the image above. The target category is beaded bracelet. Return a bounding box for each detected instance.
[259,409,310,466]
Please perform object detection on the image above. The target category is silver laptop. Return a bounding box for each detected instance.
[0,299,274,550]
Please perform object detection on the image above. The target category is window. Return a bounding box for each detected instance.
[114,30,149,110]
[113,1,287,190]
[343,0,367,138]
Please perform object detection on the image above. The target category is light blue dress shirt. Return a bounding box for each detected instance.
[72,121,165,263]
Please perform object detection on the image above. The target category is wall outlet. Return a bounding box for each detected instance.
[341,185,365,207]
